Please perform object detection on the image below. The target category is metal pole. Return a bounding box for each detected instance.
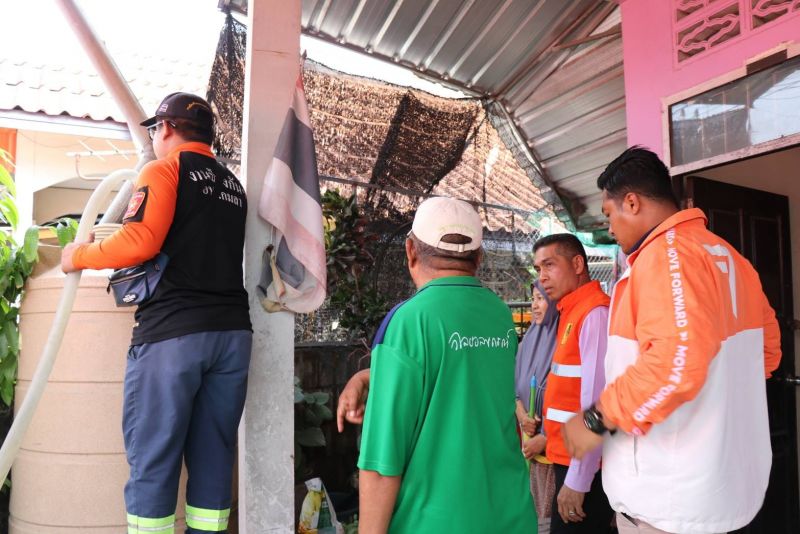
[55,0,155,221]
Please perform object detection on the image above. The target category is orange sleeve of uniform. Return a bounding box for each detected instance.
[600,239,723,435]
[72,158,178,270]
[761,293,781,378]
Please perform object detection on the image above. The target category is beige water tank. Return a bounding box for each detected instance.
[11,260,188,533]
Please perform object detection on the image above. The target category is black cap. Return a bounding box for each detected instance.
[140,92,213,130]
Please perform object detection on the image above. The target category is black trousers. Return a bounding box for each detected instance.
[550,463,614,534]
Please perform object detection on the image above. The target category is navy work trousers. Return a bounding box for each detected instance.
[123,330,251,533]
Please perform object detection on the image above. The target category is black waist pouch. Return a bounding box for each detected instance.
[107,253,169,307]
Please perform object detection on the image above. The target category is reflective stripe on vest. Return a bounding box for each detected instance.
[185,505,230,532]
[543,281,610,466]
[546,407,577,423]
[551,362,582,378]
[127,513,175,534]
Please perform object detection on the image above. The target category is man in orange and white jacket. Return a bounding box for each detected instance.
[562,147,781,534]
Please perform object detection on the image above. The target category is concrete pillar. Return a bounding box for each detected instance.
[239,0,300,532]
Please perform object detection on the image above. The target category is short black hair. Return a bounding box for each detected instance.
[533,233,588,269]
[169,117,214,145]
[597,146,678,208]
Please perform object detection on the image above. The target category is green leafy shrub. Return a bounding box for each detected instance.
[0,150,38,406]
[54,218,78,247]
[322,190,388,342]
[294,376,333,477]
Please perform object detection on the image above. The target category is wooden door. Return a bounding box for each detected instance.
[679,175,799,534]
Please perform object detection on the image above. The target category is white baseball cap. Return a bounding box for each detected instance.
[411,196,483,252]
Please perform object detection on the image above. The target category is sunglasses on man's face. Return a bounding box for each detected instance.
[146,120,176,140]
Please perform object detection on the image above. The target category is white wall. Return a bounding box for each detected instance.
[701,147,800,503]
[33,188,93,225]
[14,130,135,227]
[16,131,135,188]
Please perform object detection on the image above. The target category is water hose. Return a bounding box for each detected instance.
[0,168,138,481]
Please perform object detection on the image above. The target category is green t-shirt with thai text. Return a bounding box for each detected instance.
[358,276,537,533]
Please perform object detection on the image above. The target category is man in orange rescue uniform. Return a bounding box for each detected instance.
[533,233,614,533]
[563,147,781,534]
[62,93,251,534]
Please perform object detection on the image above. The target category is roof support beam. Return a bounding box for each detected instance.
[551,24,621,52]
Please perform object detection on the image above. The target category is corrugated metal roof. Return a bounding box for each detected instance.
[302,0,625,229]
[1,1,623,230]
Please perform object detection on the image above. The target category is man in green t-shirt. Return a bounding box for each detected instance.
[348,196,537,533]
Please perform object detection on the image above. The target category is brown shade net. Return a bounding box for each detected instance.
[204,19,563,343]
[365,92,478,227]
[301,62,549,233]
[207,12,246,161]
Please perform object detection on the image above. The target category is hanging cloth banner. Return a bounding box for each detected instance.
[257,74,327,313]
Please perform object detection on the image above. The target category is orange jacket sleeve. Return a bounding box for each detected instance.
[72,158,178,270]
[762,294,781,378]
[600,239,723,435]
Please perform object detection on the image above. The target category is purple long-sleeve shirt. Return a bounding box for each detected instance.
[563,305,608,493]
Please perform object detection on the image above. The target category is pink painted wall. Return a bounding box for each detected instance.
[620,0,800,159]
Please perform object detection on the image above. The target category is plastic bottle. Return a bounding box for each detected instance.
[318,497,333,530]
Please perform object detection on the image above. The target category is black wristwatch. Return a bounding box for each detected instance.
[583,403,615,435]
